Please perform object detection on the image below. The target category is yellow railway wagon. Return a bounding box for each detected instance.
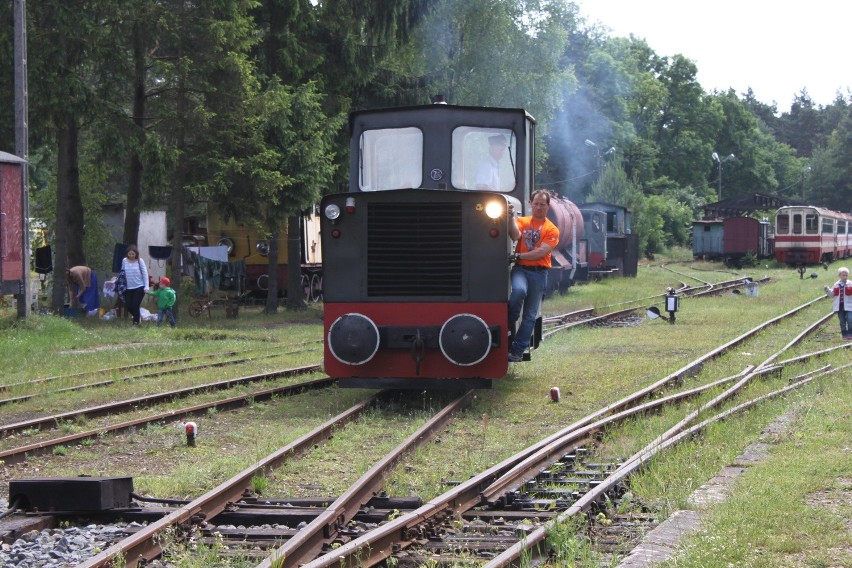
[204,204,322,300]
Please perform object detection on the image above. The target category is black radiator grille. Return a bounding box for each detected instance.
[367,202,463,297]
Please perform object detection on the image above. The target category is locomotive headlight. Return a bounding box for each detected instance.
[328,313,380,365]
[324,203,341,220]
[484,201,504,219]
[439,314,492,366]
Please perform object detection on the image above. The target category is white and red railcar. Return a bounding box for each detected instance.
[774,205,852,266]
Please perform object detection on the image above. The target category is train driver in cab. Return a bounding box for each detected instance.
[474,134,508,191]
[507,190,560,362]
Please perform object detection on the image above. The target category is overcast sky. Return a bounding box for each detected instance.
[576,0,850,110]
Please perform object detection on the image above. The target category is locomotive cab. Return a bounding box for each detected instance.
[321,102,536,388]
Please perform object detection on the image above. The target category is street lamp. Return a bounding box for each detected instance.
[585,139,600,180]
[585,139,616,181]
[712,152,735,201]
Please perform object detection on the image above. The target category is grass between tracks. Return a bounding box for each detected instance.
[1,250,850,567]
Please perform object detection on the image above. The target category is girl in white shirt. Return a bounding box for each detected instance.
[121,245,150,325]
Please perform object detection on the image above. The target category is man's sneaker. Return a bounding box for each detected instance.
[508,352,523,362]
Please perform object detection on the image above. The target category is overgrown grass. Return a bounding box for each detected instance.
[160,531,261,568]
[657,373,852,568]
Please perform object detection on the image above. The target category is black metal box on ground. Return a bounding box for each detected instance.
[8,477,134,512]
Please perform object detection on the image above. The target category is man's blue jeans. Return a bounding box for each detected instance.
[508,266,547,356]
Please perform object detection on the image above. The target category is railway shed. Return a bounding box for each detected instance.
[702,192,803,219]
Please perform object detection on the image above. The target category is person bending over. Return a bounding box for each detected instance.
[66,265,99,311]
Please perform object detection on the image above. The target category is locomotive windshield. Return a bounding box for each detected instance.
[450,127,516,192]
[359,127,423,191]
[357,125,516,193]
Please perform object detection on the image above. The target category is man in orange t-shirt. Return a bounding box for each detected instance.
[507,190,560,361]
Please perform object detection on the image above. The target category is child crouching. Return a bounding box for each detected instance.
[148,277,177,327]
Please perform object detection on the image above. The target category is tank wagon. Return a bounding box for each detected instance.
[542,199,637,293]
[774,205,852,266]
[543,194,587,293]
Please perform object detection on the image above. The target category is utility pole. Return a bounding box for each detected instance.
[14,0,31,318]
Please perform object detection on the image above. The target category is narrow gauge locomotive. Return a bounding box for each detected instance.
[582,202,638,277]
[320,102,541,389]
[774,205,852,266]
[546,200,638,292]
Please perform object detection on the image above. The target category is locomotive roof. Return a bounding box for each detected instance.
[349,102,535,131]
[581,201,631,213]
[703,192,805,218]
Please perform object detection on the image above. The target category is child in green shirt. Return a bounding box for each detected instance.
[148,277,177,327]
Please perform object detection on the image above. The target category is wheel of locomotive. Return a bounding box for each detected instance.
[301,274,310,301]
[309,274,322,303]
[188,300,206,318]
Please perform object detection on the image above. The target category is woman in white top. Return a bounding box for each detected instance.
[121,244,150,325]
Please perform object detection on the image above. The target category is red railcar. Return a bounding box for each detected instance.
[774,206,852,266]
[693,216,773,266]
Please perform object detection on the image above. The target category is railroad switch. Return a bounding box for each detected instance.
[646,288,680,324]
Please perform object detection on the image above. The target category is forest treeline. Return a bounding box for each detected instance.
[1,0,850,309]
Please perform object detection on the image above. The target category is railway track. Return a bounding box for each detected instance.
[0,345,322,394]
[0,350,309,408]
[285,301,848,567]
[542,275,770,337]
[75,389,477,568]
[5,295,837,567]
[0,365,325,463]
[1,279,845,567]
